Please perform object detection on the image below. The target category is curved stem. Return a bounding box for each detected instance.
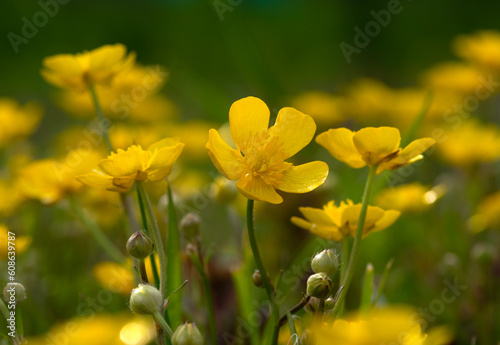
[153,311,174,338]
[332,165,378,316]
[89,84,112,151]
[136,182,167,300]
[246,199,279,345]
[338,237,350,316]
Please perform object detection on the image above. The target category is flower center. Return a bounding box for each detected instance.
[242,130,292,185]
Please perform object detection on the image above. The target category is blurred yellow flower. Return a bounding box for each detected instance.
[206,96,329,204]
[0,179,26,217]
[77,138,184,192]
[41,44,135,92]
[468,191,500,233]
[291,91,345,126]
[376,183,445,213]
[291,199,400,241]
[80,188,123,228]
[0,98,42,149]
[438,120,500,166]
[93,261,134,295]
[420,62,483,94]
[18,150,102,204]
[311,307,428,345]
[26,314,155,345]
[316,127,435,174]
[454,30,500,71]
[0,224,31,260]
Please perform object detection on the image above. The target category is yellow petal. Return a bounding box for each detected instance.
[372,210,401,232]
[98,146,149,178]
[236,174,283,204]
[111,177,136,192]
[316,128,366,168]
[291,216,343,241]
[76,172,114,189]
[298,207,336,227]
[268,107,316,158]
[229,97,270,153]
[394,137,436,165]
[89,44,126,72]
[342,204,385,236]
[274,161,328,193]
[206,129,245,180]
[353,127,401,165]
[147,137,181,151]
[42,54,82,75]
[147,142,185,181]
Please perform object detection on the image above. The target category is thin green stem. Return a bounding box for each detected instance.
[136,182,167,300]
[153,311,174,337]
[0,299,20,345]
[139,260,149,283]
[339,237,349,316]
[189,251,218,345]
[332,165,378,316]
[246,199,279,345]
[69,197,126,263]
[89,84,112,151]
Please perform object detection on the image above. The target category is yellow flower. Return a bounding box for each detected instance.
[206,96,329,204]
[453,30,500,71]
[0,179,26,217]
[18,150,102,204]
[316,127,435,174]
[420,62,483,94]
[311,307,428,345]
[438,120,500,166]
[468,191,500,233]
[77,138,184,192]
[291,199,400,241]
[0,98,42,149]
[376,183,445,213]
[41,44,135,92]
[291,91,345,126]
[0,225,31,260]
[93,261,134,295]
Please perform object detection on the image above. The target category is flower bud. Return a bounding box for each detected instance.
[306,273,333,299]
[324,297,335,310]
[130,284,163,315]
[212,176,238,204]
[180,213,201,240]
[304,297,320,314]
[252,270,263,288]
[311,249,338,277]
[171,323,204,345]
[127,231,154,259]
[2,283,27,303]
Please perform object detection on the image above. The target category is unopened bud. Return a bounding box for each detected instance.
[127,231,154,259]
[171,323,204,345]
[306,273,333,299]
[252,270,263,288]
[130,284,163,315]
[180,213,201,240]
[2,283,26,303]
[324,297,335,310]
[311,249,338,277]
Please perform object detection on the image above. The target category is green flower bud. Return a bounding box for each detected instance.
[252,270,263,288]
[311,249,338,276]
[127,231,154,259]
[2,283,27,303]
[130,284,163,315]
[324,297,335,310]
[180,213,201,240]
[171,323,204,345]
[304,297,320,314]
[306,273,333,299]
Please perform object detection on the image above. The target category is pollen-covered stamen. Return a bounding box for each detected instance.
[242,130,292,185]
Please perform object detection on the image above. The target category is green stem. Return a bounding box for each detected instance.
[246,199,279,345]
[89,84,112,151]
[139,260,149,283]
[165,183,183,327]
[332,165,378,316]
[189,252,218,345]
[0,299,20,345]
[69,197,126,263]
[339,237,349,316]
[153,311,174,338]
[137,186,161,288]
[136,182,167,300]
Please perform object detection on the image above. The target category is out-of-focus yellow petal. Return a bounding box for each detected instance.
[353,127,401,165]
[316,128,365,168]
[147,141,184,181]
[268,107,316,158]
[372,210,401,232]
[42,54,82,75]
[111,177,137,192]
[236,174,283,204]
[147,137,181,151]
[274,161,328,193]
[206,129,245,180]
[229,97,270,153]
[398,138,436,163]
[298,207,336,227]
[76,172,115,190]
[93,261,134,295]
[89,44,126,72]
[291,216,343,241]
[98,146,149,177]
[342,205,385,236]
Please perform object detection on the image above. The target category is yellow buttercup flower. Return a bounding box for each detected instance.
[291,199,400,241]
[93,261,134,295]
[291,91,345,126]
[0,98,42,149]
[316,126,435,174]
[453,30,500,71]
[420,62,483,94]
[0,179,26,217]
[206,96,329,204]
[41,44,135,92]
[376,183,445,213]
[77,138,184,192]
[0,225,31,260]
[468,191,500,233]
